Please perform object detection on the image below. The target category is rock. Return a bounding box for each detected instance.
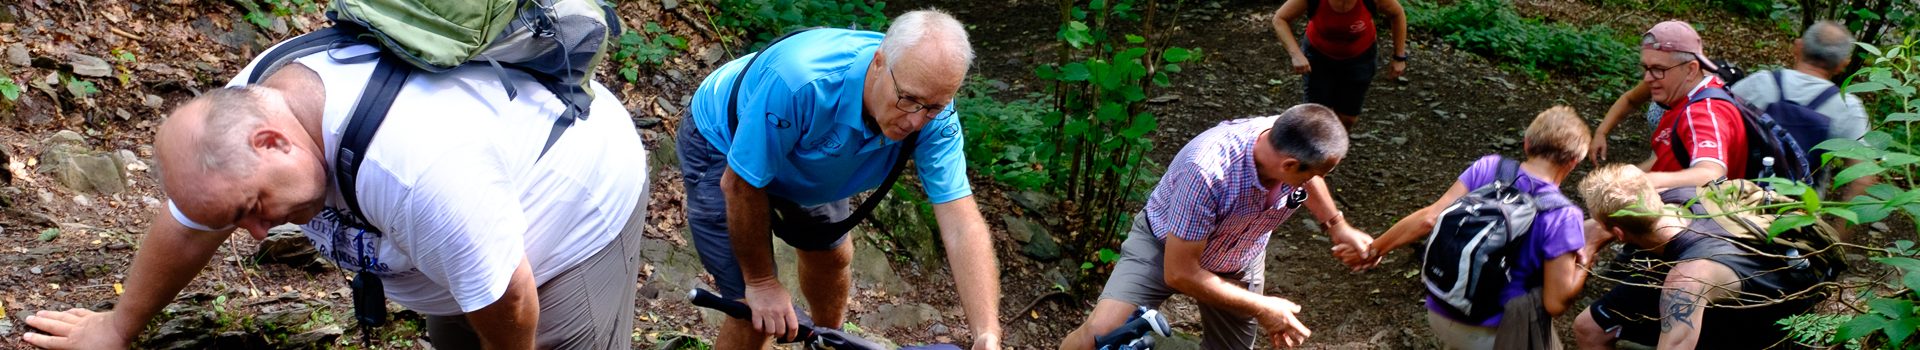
[1871,222,1890,232]
[146,306,215,350]
[191,16,260,51]
[634,117,663,129]
[638,228,708,301]
[254,225,325,270]
[5,44,27,67]
[67,53,112,77]
[654,96,681,117]
[661,0,679,10]
[1499,137,1519,147]
[1150,333,1202,350]
[1021,229,1061,261]
[143,94,165,109]
[29,266,41,274]
[73,194,91,207]
[38,131,127,194]
[872,196,939,268]
[987,79,1011,92]
[1389,136,1408,145]
[118,149,148,173]
[929,323,950,336]
[850,229,908,297]
[1010,191,1058,218]
[858,303,940,334]
[1001,215,1044,243]
[1146,94,1181,104]
[285,326,343,349]
[256,305,311,329]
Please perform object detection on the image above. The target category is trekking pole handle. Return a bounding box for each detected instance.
[690,288,752,320]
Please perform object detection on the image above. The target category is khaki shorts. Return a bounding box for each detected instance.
[1097,214,1266,349]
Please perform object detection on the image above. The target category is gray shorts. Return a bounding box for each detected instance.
[1097,214,1266,349]
[424,195,649,349]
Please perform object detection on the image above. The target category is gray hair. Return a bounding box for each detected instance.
[1268,104,1349,169]
[1800,21,1854,71]
[881,9,974,72]
[197,86,269,178]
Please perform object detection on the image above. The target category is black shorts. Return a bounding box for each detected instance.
[1586,280,1819,348]
[1302,40,1378,117]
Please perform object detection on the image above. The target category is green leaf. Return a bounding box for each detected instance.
[1853,203,1893,223]
[1822,207,1859,224]
[1833,162,1885,188]
[1868,183,1903,200]
[1097,102,1126,122]
[1888,112,1920,123]
[1064,119,1090,136]
[1877,257,1920,273]
[1767,214,1817,238]
[1162,47,1193,63]
[1163,63,1181,73]
[1846,81,1887,94]
[1836,315,1888,341]
[1034,65,1060,80]
[1856,41,1883,57]
[1868,298,1913,319]
[38,228,59,242]
[1151,72,1170,87]
[1125,34,1145,44]
[1097,248,1119,263]
[1061,63,1091,81]
[1812,137,1870,152]
[1080,262,1094,270]
[1803,187,1822,212]
[1117,85,1146,102]
[1884,152,1920,167]
[1889,318,1920,345]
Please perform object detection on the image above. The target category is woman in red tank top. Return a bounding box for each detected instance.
[1271,0,1409,129]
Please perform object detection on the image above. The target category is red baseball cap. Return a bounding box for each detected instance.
[1642,20,1718,71]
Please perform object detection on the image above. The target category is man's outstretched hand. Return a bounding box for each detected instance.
[22,309,131,350]
[1327,226,1378,271]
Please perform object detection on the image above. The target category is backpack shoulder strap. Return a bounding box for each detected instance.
[1771,69,1789,103]
[1808,85,1842,109]
[247,27,353,84]
[1533,192,1574,211]
[336,57,413,232]
[1304,0,1319,19]
[728,28,822,134]
[842,132,922,230]
[1364,0,1379,15]
[1494,156,1521,187]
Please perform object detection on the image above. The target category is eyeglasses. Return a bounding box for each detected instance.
[1641,59,1693,80]
[888,64,955,120]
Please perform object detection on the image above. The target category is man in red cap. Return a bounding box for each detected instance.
[1636,20,1747,189]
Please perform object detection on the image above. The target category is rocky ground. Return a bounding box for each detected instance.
[0,0,1911,349]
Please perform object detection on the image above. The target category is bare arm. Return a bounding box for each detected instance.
[466,258,539,350]
[1379,0,1408,58]
[1370,181,1469,256]
[1271,0,1311,74]
[931,196,1003,348]
[1593,81,1653,164]
[1303,177,1373,268]
[722,167,801,338]
[1657,260,1740,350]
[1541,253,1587,316]
[1163,235,1310,346]
[22,205,231,349]
[1643,161,1727,190]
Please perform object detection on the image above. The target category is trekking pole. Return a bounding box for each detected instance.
[1094,307,1171,350]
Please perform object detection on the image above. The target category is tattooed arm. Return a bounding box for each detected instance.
[1657,260,1741,350]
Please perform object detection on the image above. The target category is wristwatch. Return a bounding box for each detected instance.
[1391,53,1409,62]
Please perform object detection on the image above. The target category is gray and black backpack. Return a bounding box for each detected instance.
[1422,157,1572,322]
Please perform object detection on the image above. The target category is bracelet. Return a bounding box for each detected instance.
[1319,211,1345,231]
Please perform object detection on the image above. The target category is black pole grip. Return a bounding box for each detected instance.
[690,288,751,320]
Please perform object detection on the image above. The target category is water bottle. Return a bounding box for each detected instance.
[1786,248,1810,270]
[1756,157,1777,181]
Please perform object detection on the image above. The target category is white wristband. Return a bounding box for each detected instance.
[169,199,234,232]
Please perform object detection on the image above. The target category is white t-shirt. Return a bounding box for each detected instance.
[1729,69,1870,142]
[227,44,649,315]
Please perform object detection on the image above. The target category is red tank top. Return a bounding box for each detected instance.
[1304,0,1377,60]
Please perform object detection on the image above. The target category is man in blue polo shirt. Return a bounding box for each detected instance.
[677,9,1000,350]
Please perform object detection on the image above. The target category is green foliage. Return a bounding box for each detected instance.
[958,77,1057,191]
[1033,0,1184,277]
[1408,0,1638,90]
[613,22,690,83]
[1783,37,1920,350]
[0,75,18,102]
[63,74,98,100]
[241,0,320,30]
[703,0,888,53]
[1779,313,1864,349]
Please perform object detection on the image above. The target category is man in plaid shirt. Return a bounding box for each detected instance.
[1060,104,1373,349]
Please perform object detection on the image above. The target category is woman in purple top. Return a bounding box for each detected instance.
[1361,106,1601,349]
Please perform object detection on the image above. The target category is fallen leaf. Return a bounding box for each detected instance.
[39,228,59,242]
[1,300,6,319]
[113,283,123,295]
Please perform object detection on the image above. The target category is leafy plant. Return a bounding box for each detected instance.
[958,77,1056,191]
[1780,313,1865,349]
[701,0,889,53]
[240,0,320,30]
[1031,0,1190,278]
[63,75,99,100]
[0,75,20,102]
[613,22,690,83]
[1408,0,1638,94]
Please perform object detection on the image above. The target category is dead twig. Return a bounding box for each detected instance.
[108,28,144,41]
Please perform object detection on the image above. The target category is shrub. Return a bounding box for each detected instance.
[703,0,889,53]
[612,22,689,83]
[1408,0,1638,88]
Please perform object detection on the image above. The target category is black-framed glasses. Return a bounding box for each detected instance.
[888,64,955,120]
[1641,59,1693,80]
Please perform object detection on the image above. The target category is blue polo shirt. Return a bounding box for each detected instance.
[689,28,972,206]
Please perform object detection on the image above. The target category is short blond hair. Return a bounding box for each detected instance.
[1579,164,1661,235]
[1524,106,1591,165]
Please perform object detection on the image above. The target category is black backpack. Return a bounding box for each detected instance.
[1668,87,1815,184]
[1422,157,1572,323]
[1757,70,1840,167]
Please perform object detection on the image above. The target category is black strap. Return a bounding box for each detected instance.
[1304,0,1377,20]
[727,27,821,132]
[1808,86,1842,110]
[335,57,413,231]
[246,27,351,85]
[1493,156,1521,187]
